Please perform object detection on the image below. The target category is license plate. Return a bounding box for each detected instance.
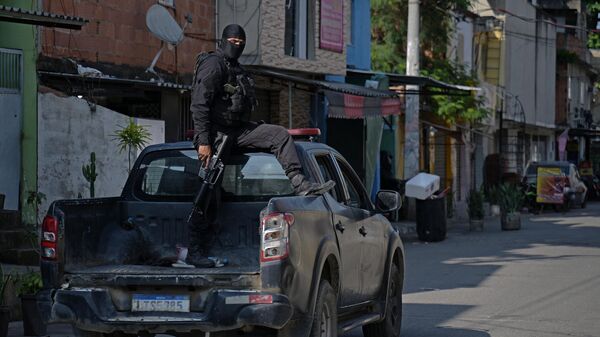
[131,294,190,312]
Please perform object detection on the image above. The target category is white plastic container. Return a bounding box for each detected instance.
[405,173,440,200]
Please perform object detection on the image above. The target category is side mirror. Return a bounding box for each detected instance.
[376,190,402,213]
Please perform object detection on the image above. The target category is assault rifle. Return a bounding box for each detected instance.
[187,135,230,223]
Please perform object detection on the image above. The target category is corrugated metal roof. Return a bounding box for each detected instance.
[39,71,191,91]
[0,5,88,29]
[347,69,480,93]
[248,68,400,98]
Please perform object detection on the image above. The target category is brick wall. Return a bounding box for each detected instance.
[41,0,215,76]
[259,0,349,75]
[253,75,312,128]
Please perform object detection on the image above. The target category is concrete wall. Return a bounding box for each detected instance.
[0,0,38,223]
[450,16,474,70]
[256,0,350,75]
[41,0,214,75]
[503,1,556,128]
[37,92,164,218]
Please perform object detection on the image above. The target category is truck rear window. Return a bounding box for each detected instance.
[136,149,293,201]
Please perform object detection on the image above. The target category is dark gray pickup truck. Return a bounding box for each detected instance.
[38,139,405,337]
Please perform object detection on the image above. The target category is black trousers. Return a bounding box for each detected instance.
[212,122,302,176]
[189,122,302,251]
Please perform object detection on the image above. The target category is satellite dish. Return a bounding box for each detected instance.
[146,4,184,45]
[145,4,191,80]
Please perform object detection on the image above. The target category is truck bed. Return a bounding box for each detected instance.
[68,265,260,275]
[58,199,265,276]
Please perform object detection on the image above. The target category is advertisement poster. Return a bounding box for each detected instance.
[536,167,566,204]
[320,0,344,52]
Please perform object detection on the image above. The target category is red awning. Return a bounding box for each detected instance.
[325,91,403,119]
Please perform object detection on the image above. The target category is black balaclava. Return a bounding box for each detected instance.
[220,24,246,61]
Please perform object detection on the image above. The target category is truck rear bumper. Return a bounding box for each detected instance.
[48,288,293,333]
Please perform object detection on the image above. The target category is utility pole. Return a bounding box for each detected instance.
[404,0,420,179]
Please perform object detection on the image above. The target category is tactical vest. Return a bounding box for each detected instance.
[193,52,257,126]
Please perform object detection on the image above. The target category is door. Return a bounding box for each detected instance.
[314,153,363,307]
[334,156,386,302]
[0,49,23,210]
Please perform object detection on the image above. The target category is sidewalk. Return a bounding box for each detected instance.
[7,322,73,337]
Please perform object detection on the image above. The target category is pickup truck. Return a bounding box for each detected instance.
[38,136,405,337]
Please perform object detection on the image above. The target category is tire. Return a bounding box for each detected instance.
[363,264,403,337]
[310,280,337,337]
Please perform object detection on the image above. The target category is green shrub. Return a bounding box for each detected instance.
[467,189,485,220]
[0,265,12,305]
[498,183,526,213]
[16,271,42,296]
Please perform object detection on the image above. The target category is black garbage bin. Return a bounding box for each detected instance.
[416,191,447,242]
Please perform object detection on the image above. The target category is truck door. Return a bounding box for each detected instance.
[333,156,386,302]
[314,154,363,307]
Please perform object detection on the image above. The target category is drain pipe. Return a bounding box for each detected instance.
[288,82,293,129]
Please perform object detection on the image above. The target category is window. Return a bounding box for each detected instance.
[336,157,369,209]
[136,150,292,202]
[284,0,313,59]
[315,155,341,201]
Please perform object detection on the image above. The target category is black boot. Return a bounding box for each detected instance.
[186,218,215,268]
[289,172,336,196]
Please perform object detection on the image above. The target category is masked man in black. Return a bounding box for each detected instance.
[188,24,334,267]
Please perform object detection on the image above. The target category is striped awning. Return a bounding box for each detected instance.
[325,91,403,119]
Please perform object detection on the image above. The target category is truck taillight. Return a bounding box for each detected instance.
[260,213,294,263]
[41,215,58,260]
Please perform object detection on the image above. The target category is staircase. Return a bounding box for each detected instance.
[0,210,40,266]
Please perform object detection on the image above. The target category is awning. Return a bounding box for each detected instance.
[248,67,403,119]
[247,68,400,98]
[325,91,403,119]
[568,128,600,138]
[38,71,191,91]
[0,5,88,29]
[346,69,480,95]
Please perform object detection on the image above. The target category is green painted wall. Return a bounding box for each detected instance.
[0,0,38,224]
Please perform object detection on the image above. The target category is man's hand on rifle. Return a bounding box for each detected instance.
[197,145,212,167]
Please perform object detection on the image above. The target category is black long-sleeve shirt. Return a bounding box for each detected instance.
[190,50,230,148]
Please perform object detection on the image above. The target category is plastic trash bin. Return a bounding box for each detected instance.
[416,190,447,242]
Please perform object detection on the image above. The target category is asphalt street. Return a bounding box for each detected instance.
[347,202,600,337]
[7,202,600,337]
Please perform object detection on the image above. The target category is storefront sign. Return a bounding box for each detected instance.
[536,167,566,204]
[320,0,344,53]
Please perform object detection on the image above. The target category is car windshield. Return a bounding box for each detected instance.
[136,149,293,201]
[526,164,569,176]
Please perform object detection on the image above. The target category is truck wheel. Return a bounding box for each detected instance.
[310,280,337,337]
[363,264,402,337]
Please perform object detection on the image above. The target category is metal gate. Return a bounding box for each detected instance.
[0,48,23,210]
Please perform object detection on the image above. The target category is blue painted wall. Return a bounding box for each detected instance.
[346,0,371,71]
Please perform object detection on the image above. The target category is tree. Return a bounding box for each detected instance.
[372,0,488,123]
[584,0,600,48]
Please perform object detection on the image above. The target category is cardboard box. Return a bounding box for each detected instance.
[405,173,440,200]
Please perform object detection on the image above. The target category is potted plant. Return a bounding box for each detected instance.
[17,271,45,336]
[486,186,501,216]
[0,265,12,337]
[467,189,485,231]
[498,183,525,230]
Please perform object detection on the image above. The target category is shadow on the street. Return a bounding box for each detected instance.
[401,304,490,337]
[395,202,600,336]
